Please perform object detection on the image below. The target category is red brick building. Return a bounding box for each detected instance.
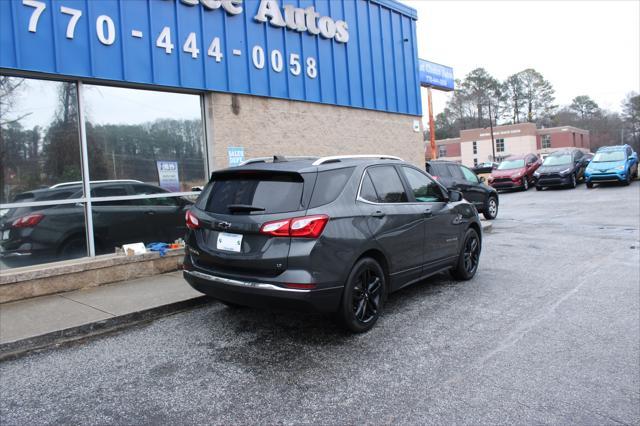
[430,123,590,167]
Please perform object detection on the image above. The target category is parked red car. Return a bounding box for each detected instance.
[488,154,541,191]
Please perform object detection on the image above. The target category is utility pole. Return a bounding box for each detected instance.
[488,102,496,161]
[427,86,437,159]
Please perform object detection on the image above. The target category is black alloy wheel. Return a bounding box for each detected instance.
[570,173,577,188]
[522,177,529,191]
[339,258,385,333]
[451,228,481,280]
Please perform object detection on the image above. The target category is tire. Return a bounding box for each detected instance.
[522,177,529,191]
[451,228,481,281]
[482,196,498,220]
[569,173,577,189]
[623,172,631,186]
[338,257,386,333]
[536,185,542,191]
[59,236,87,259]
[586,182,594,189]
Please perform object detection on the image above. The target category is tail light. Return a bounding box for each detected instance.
[185,210,200,230]
[432,175,439,180]
[260,215,329,238]
[11,214,44,228]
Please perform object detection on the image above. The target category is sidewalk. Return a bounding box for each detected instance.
[0,271,208,360]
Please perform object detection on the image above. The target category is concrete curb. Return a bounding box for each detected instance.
[0,295,210,362]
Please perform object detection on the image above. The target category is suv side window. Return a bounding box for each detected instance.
[402,167,445,202]
[92,185,131,206]
[366,166,408,203]
[460,166,479,184]
[131,184,179,206]
[627,146,632,157]
[359,172,379,203]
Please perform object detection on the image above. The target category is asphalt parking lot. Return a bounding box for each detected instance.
[1,181,639,425]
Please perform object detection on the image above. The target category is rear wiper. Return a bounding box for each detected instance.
[226,204,266,212]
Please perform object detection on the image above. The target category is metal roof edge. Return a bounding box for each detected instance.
[369,0,418,20]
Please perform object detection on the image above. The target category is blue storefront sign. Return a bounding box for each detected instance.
[0,0,421,116]
[419,59,454,92]
[227,146,244,167]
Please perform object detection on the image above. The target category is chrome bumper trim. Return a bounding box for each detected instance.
[184,270,312,293]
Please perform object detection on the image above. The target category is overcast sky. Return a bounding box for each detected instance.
[404,0,640,120]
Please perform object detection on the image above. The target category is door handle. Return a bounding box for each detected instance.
[371,211,385,218]
[423,208,432,217]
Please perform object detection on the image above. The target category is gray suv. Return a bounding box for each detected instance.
[183,155,483,332]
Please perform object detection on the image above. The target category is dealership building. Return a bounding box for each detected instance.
[432,123,591,167]
[0,0,424,271]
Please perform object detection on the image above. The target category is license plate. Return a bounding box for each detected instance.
[216,232,242,252]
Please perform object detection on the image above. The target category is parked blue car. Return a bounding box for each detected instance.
[585,145,638,188]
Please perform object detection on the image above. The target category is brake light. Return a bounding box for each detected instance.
[260,215,329,238]
[432,175,439,180]
[11,214,44,228]
[185,210,200,230]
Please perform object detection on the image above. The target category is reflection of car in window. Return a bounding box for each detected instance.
[0,181,192,267]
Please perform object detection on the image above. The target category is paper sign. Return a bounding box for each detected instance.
[156,161,180,192]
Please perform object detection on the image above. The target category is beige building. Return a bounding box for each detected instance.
[207,93,424,170]
[434,123,591,167]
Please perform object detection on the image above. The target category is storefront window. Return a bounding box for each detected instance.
[82,85,206,192]
[1,77,207,270]
[0,77,83,204]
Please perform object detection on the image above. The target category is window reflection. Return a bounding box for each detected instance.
[82,85,206,193]
[0,77,82,204]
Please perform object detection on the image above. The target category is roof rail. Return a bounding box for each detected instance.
[312,155,403,166]
[50,179,143,188]
[238,156,318,166]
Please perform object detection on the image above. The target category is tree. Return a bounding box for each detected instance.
[460,68,501,127]
[621,92,640,151]
[518,68,556,123]
[569,95,600,120]
[501,73,526,124]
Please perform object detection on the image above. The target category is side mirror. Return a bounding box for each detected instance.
[448,189,463,202]
[479,176,486,183]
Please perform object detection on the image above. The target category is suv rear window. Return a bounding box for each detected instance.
[205,172,304,215]
[426,163,452,177]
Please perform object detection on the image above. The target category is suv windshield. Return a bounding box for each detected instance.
[497,159,525,170]
[593,151,625,162]
[543,155,572,166]
[205,172,304,215]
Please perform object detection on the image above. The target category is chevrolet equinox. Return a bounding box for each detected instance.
[183,155,482,332]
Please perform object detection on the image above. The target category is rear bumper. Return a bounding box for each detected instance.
[183,269,343,314]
